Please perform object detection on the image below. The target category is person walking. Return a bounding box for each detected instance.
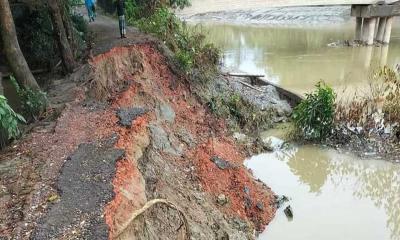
[116,0,126,38]
[85,0,96,22]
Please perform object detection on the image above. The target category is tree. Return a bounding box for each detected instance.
[0,0,40,90]
[48,0,76,73]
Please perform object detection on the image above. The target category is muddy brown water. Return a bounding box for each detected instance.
[245,128,400,240]
[200,22,400,97]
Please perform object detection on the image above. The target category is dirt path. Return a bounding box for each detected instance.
[0,9,276,240]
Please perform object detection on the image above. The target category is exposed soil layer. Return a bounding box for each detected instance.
[0,13,276,240]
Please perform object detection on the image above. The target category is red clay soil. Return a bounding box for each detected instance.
[188,138,275,231]
[101,43,275,236]
[0,42,275,239]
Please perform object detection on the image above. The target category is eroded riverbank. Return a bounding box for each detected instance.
[0,11,288,239]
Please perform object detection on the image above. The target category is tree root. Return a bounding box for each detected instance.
[114,199,191,239]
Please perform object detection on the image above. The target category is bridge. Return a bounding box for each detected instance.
[179,0,400,44]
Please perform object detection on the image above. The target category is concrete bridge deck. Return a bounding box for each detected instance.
[178,0,399,16]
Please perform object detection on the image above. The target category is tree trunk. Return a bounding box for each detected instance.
[48,0,76,73]
[59,1,74,47]
[0,72,3,95]
[0,0,40,90]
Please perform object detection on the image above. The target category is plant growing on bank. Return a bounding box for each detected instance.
[134,7,219,72]
[10,76,48,121]
[0,95,26,143]
[335,67,400,133]
[126,0,191,18]
[292,82,336,140]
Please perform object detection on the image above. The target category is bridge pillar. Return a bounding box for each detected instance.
[383,16,394,44]
[380,45,389,66]
[355,17,363,41]
[376,17,387,42]
[374,18,380,39]
[362,17,377,45]
[363,46,374,68]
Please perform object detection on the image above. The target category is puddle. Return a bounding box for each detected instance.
[245,143,400,240]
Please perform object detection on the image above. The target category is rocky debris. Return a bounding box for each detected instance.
[32,136,124,240]
[263,85,292,116]
[284,205,294,219]
[327,39,383,48]
[176,128,196,148]
[116,107,147,127]
[256,202,264,211]
[328,123,400,162]
[274,195,290,208]
[233,132,247,142]
[229,78,292,117]
[230,217,250,233]
[261,136,285,151]
[210,156,236,170]
[149,124,182,156]
[243,185,253,210]
[135,147,252,240]
[244,196,252,210]
[243,186,250,195]
[217,194,229,206]
[156,101,176,123]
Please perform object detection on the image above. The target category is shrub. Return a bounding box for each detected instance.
[132,0,191,17]
[134,7,219,72]
[10,76,48,121]
[71,13,87,35]
[292,82,336,140]
[0,95,26,141]
[379,67,400,122]
[335,66,400,132]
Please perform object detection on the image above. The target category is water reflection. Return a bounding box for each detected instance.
[203,23,400,95]
[245,145,400,240]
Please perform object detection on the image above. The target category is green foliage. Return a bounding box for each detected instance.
[15,1,87,67]
[10,76,48,121]
[208,93,272,131]
[125,0,141,23]
[16,8,57,68]
[292,82,336,140]
[69,0,84,5]
[176,50,193,71]
[134,7,219,72]
[134,7,177,41]
[71,13,87,35]
[169,0,191,9]
[129,0,191,18]
[0,95,26,140]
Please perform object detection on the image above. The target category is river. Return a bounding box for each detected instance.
[184,5,400,240]
[190,7,400,97]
